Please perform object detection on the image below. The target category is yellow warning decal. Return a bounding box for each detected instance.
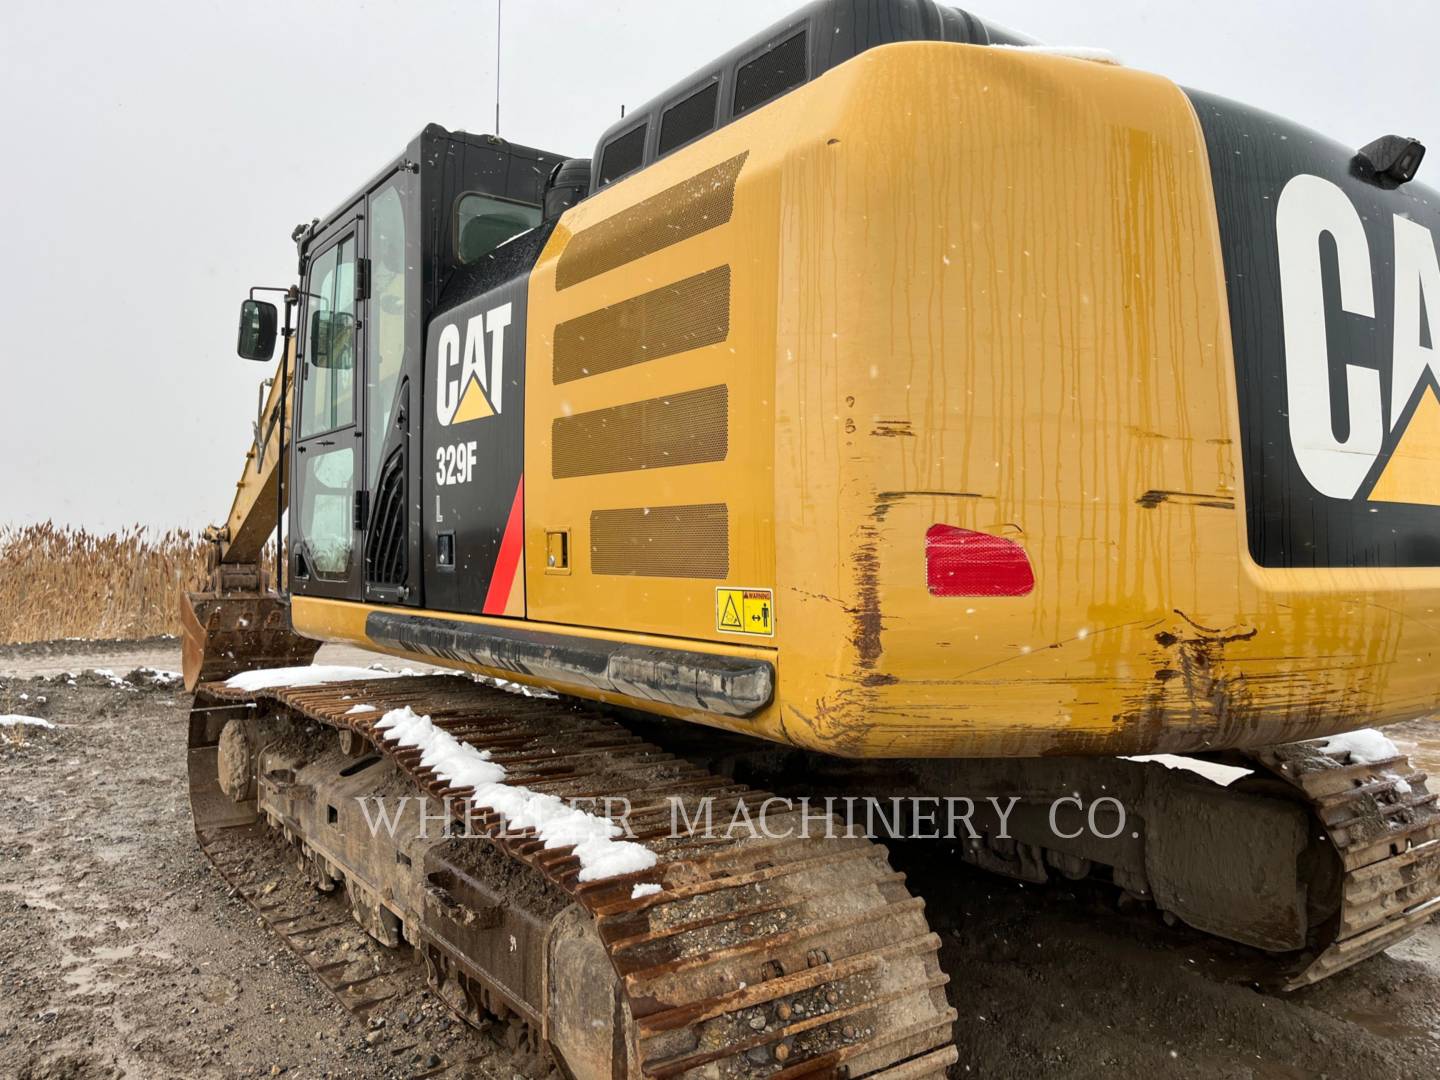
[716,587,774,637]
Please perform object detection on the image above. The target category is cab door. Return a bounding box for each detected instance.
[291,221,364,600]
[359,175,419,605]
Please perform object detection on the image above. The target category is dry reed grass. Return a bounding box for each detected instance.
[0,522,209,644]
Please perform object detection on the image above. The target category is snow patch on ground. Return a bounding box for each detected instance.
[1320,729,1401,764]
[137,667,183,686]
[631,883,662,899]
[1123,754,1252,787]
[225,665,405,692]
[0,715,56,729]
[91,668,135,689]
[374,705,656,883]
[344,704,377,715]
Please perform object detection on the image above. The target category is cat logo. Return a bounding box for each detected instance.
[435,302,512,426]
[1277,174,1440,507]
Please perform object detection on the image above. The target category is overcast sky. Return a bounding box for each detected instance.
[2,0,1437,532]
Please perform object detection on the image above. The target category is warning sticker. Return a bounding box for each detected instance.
[716,587,774,637]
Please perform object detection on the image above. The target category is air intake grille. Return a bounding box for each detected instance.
[598,123,647,187]
[554,265,730,384]
[553,385,728,478]
[556,153,747,289]
[659,82,719,156]
[590,503,728,579]
[734,31,808,116]
[364,447,407,587]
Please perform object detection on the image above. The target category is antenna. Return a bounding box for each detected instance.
[495,0,502,135]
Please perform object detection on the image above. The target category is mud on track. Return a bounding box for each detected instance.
[1,639,1438,1079]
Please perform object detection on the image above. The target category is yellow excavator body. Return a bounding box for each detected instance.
[181,10,1440,1068]
[287,43,1440,759]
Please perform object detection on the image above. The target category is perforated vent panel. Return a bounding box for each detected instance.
[553,385,728,479]
[553,265,730,384]
[734,31,807,116]
[659,83,720,156]
[556,153,747,290]
[364,447,407,587]
[590,503,729,579]
[598,124,647,187]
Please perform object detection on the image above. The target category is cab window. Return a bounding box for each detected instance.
[455,194,540,264]
[366,185,407,485]
[299,446,355,579]
[300,236,357,438]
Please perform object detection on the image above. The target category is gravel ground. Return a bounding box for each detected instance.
[0,662,507,1080]
[1,639,1437,1079]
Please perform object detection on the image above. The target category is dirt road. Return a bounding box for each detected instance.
[2,640,1438,1079]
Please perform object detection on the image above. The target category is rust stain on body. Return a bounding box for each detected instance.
[1135,489,1236,510]
[874,489,985,502]
[870,420,916,437]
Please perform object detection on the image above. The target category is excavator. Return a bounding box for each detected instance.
[182,1,1440,1075]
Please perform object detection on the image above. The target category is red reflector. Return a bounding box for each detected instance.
[925,524,1035,597]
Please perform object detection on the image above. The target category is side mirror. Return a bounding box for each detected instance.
[309,309,356,370]
[237,299,278,361]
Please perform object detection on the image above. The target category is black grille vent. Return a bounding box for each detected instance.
[599,124,647,187]
[364,447,407,588]
[659,83,719,156]
[734,31,807,116]
[590,503,728,579]
[553,385,729,478]
[553,266,731,383]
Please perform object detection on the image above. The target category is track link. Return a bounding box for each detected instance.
[196,822,498,1076]
[1248,741,1440,987]
[194,676,958,1078]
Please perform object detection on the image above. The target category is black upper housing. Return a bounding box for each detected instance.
[590,0,1031,191]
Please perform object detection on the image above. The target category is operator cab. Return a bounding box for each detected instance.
[237,125,566,609]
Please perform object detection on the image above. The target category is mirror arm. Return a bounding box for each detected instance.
[253,377,275,468]
[276,288,296,596]
[238,284,307,591]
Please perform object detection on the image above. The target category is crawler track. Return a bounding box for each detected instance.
[190,669,1440,1077]
[193,676,959,1078]
[1248,742,1440,987]
[197,822,492,1076]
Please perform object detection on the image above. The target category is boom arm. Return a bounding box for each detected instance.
[203,339,298,572]
[180,332,320,689]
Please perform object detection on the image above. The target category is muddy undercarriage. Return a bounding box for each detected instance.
[188,674,1440,1077]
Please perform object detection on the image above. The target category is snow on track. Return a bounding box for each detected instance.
[1320,729,1402,765]
[374,705,657,883]
[224,665,405,692]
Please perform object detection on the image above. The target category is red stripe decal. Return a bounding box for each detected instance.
[482,476,525,615]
